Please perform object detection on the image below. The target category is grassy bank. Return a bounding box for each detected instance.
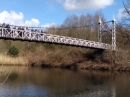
[0,40,130,72]
[0,54,28,66]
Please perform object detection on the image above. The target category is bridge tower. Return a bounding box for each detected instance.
[98,16,102,43]
[112,17,116,50]
[98,17,116,50]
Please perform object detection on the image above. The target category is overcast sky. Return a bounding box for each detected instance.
[0,0,126,27]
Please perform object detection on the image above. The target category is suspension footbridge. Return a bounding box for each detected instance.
[0,19,116,50]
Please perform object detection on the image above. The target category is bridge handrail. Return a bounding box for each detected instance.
[0,25,112,50]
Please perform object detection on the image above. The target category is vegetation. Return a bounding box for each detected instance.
[0,54,28,65]
[8,46,19,56]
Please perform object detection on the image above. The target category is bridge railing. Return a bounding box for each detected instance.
[0,25,113,50]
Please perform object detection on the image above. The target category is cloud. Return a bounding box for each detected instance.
[55,0,114,11]
[25,19,39,27]
[42,23,56,27]
[117,8,129,19]
[0,10,40,27]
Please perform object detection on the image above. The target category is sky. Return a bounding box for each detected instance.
[0,0,127,27]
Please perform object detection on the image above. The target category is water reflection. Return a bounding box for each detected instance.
[0,66,130,97]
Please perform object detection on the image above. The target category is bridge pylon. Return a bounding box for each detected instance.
[98,16,102,43]
[98,17,116,50]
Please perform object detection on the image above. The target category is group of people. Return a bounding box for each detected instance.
[0,23,48,39]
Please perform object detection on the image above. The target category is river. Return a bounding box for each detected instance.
[0,66,130,97]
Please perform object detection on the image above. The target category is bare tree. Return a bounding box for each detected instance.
[118,1,130,43]
[50,11,108,41]
[122,0,130,26]
[62,14,79,28]
[122,0,130,16]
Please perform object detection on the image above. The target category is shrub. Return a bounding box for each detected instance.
[8,46,19,56]
[103,49,129,65]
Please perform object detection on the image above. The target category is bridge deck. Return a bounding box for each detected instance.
[0,27,113,50]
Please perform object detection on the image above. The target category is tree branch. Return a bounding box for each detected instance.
[122,0,130,16]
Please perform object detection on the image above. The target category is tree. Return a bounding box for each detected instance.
[62,14,79,28]
[116,0,130,48]
[123,0,130,16]
[8,46,19,56]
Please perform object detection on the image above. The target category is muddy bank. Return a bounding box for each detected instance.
[30,60,130,72]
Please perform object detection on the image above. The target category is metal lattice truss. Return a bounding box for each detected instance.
[101,21,113,33]
[0,26,113,50]
[98,19,116,50]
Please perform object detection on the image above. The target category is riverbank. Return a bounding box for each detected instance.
[0,40,130,72]
[40,60,130,72]
[0,54,28,66]
[0,53,130,72]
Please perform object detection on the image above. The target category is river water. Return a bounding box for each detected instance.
[0,66,130,97]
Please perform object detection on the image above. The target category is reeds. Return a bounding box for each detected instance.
[0,54,28,66]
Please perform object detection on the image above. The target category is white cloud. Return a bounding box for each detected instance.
[55,0,114,11]
[41,23,56,32]
[117,8,129,19]
[0,10,40,27]
[42,23,56,27]
[25,19,39,27]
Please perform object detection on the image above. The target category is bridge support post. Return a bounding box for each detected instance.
[13,29,15,39]
[98,17,102,42]
[112,18,116,50]
[1,28,3,37]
